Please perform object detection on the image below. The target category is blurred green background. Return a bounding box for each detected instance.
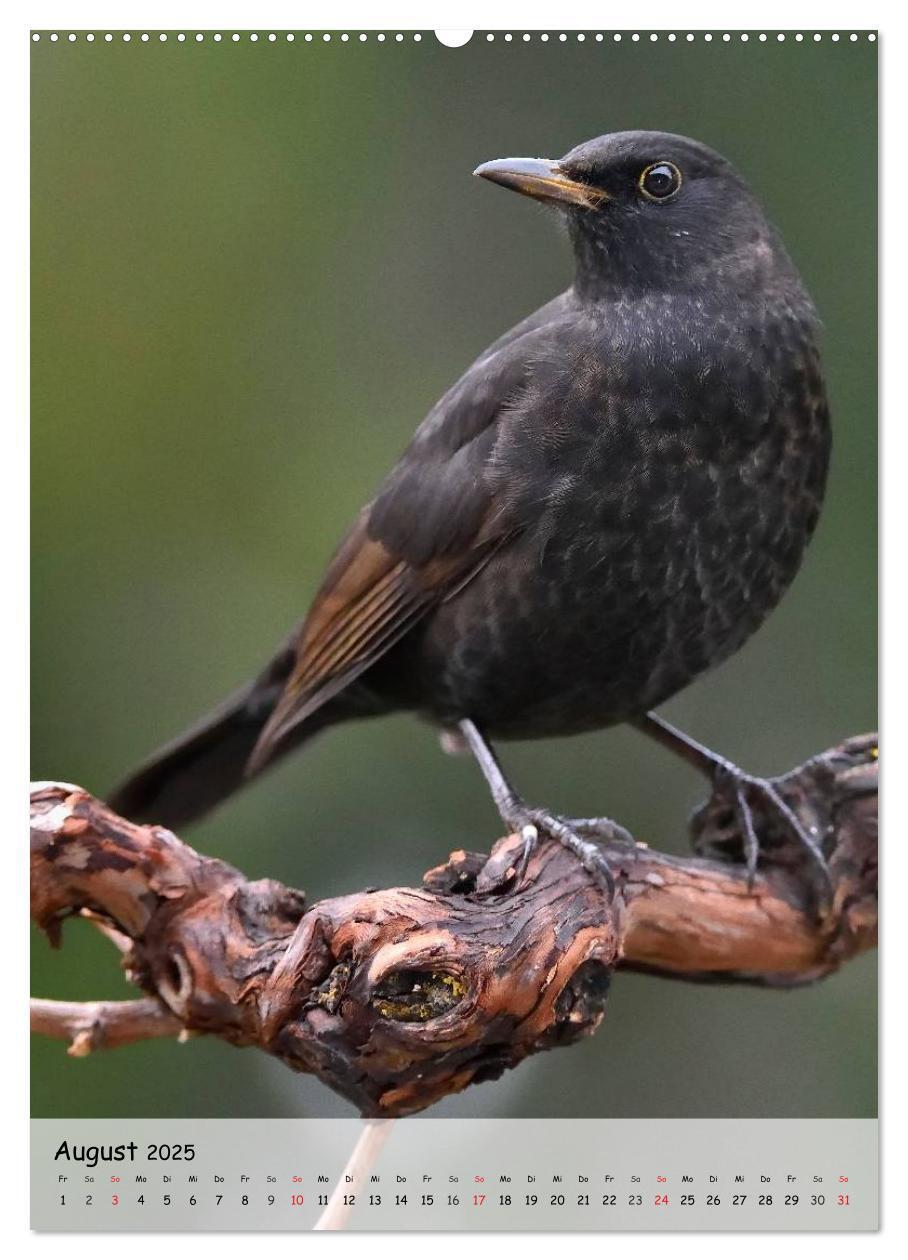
[31,32,877,1120]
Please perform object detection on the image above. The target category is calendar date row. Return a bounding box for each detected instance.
[59,1191,853,1209]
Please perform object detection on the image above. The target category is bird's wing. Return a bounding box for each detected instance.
[246,303,571,773]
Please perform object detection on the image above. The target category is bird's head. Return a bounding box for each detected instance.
[475,130,784,299]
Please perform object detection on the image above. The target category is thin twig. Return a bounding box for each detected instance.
[313,1120,396,1231]
[29,997,183,1056]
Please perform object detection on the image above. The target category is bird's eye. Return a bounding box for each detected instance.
[639,162,682,201]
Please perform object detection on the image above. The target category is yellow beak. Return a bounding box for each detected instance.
[474,157,605,209]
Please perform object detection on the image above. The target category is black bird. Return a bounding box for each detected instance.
[110,130,831,890]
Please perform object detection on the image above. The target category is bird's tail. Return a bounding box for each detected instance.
[107,646,350,829]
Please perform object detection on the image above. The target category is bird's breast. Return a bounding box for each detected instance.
[385,298,830,736]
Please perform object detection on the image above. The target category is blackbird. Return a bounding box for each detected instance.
[110,130,831,892]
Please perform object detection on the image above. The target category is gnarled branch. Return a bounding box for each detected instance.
[30,733,877,1116]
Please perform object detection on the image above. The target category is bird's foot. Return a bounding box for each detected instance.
[455,720,625,897]
[502,805,620,898]
[692,760,833,908]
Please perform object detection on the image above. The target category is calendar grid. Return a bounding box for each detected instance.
[32,1118,878,1231]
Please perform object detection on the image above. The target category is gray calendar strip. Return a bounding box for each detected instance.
[31,1118,877,1231]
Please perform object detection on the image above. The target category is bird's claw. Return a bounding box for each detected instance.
[506,807,617,898]
[514,823,539,883]
[699,763,833,910]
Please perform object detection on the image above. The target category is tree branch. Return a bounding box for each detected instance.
[30,733,877,1116]
[30,997,183,1056]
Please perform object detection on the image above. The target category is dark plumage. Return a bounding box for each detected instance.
[110,130,830,883]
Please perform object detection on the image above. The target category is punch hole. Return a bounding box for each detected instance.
[434,30,473,48]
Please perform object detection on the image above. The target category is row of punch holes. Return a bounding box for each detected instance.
[32,31,878,45]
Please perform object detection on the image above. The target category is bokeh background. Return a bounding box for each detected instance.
[31,31,877,1119]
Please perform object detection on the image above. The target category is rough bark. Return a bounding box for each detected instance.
[30,733,877,1117]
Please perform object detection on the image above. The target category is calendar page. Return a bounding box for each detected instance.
[30,23,878,1234]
